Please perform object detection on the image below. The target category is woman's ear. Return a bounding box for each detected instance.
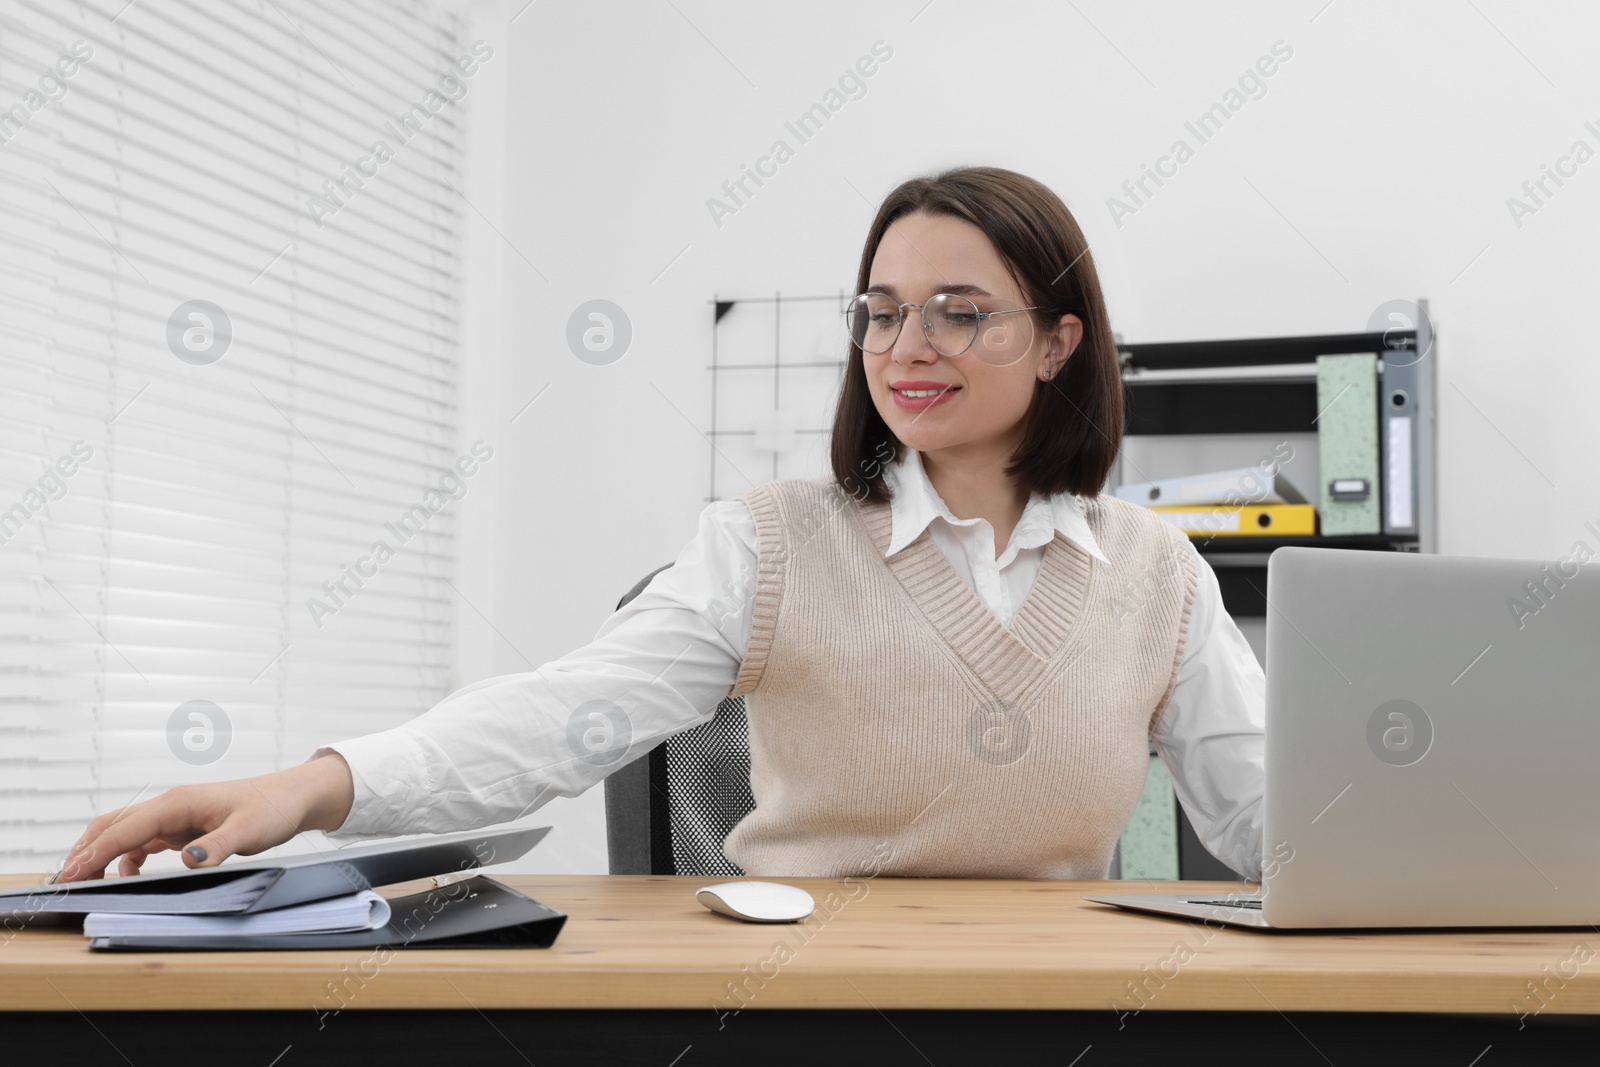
[1040,314,1083,382]
[1058,313,1084,361]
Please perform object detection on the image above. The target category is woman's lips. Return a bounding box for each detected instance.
[889,383,960,412]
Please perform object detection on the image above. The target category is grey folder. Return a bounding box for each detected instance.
[0,825,550,916]
[1379,348,1422,537]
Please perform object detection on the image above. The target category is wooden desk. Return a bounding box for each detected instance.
[5,873,1599,1065]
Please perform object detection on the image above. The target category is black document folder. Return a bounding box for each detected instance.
[86,875,566,952]
[0,825,551,916]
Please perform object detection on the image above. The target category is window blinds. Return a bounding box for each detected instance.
[0,0,471,871]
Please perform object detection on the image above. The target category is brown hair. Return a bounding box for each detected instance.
[829,166,1123,503]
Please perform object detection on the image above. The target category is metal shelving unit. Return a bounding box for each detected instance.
[1116,307,1438,607]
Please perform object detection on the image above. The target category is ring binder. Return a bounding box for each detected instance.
[87,875,567,951]
[1316,353,1382,536]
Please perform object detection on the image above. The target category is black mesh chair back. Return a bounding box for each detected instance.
[602,565,756,876]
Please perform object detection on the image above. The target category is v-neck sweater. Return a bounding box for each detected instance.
[722,476,1199,879]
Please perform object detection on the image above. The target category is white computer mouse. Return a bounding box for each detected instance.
[695,880,816,923]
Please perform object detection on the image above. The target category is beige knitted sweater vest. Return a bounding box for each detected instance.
[721,476,1199,879]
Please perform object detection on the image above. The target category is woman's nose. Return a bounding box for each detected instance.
[889,312,939,364]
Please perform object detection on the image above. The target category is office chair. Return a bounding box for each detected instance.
[602,565,756,876]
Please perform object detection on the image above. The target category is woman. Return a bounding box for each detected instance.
[55,166,1265,884]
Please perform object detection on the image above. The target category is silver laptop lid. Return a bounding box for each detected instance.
[1263,546,1600,928]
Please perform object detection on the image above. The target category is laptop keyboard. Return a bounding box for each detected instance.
[1185,898,1263,909]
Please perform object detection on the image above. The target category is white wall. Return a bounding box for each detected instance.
[457,0,1600,872]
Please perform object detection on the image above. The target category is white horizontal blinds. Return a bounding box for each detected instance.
[0,1,471,870]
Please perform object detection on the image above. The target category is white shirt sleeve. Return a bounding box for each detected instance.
[1151,543,1267,882]
[308,500,759,845]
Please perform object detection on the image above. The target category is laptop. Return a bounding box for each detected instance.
[1085,545,1600,929]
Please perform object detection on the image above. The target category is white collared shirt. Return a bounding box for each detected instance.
[884,450,1112,626]
[316,452,1266,880]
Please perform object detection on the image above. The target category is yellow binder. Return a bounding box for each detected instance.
[1149,503,1318,537]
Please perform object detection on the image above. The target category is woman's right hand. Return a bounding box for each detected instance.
[52,752,357,884]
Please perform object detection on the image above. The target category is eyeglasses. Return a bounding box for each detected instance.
[845,292,1042,366]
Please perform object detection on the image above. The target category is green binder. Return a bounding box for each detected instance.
[1316,353,1381,536]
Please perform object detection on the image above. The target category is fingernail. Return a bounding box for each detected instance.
[185,845,208,862]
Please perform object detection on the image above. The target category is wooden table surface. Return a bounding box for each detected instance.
[3,873,1598,1015]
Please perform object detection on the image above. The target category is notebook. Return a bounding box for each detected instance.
[0,825,551,916]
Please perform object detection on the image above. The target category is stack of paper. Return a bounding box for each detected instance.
[84,890,391,940]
